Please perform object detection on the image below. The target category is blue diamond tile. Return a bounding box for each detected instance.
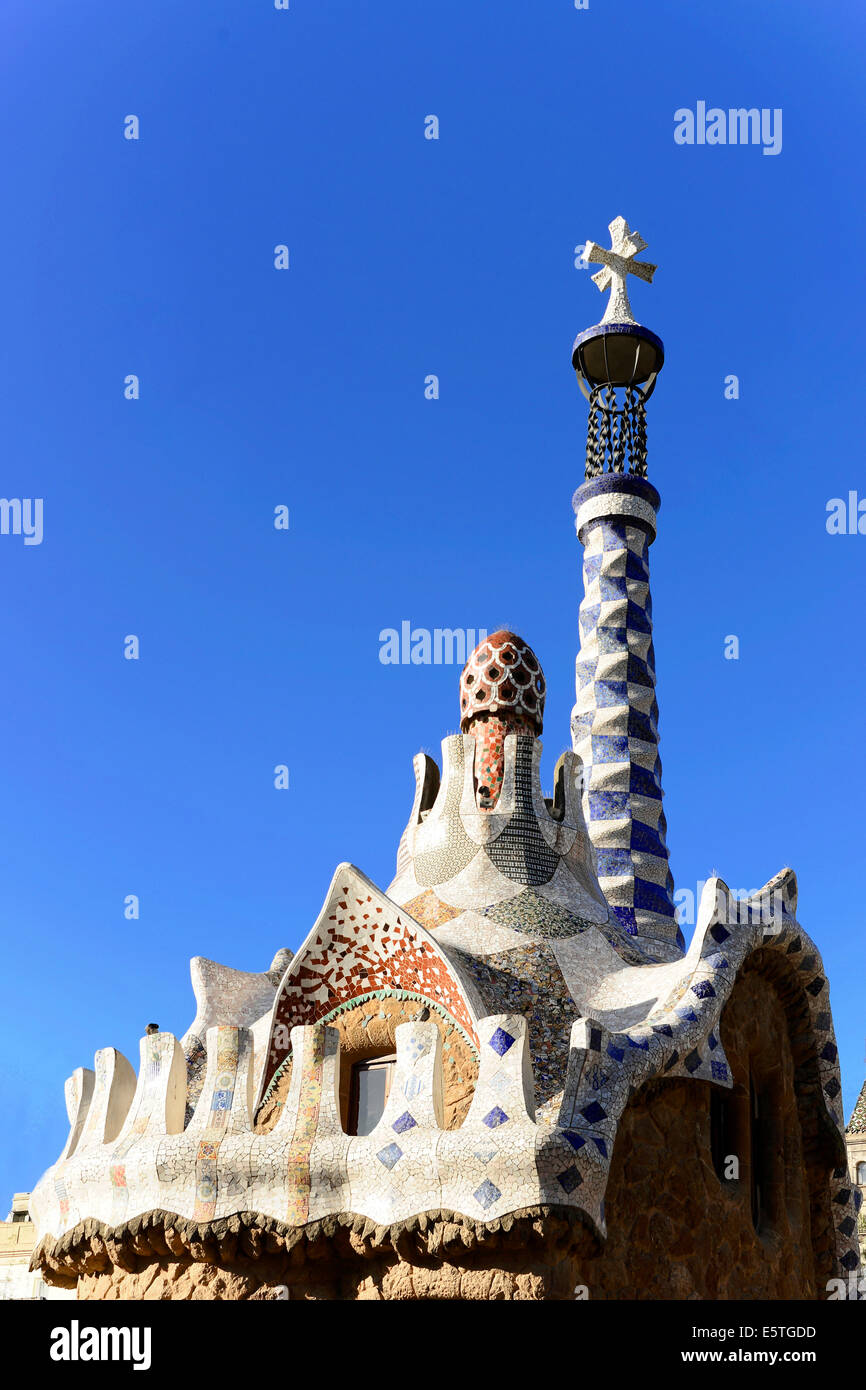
[692,980,716,1000]
[591,1136,608,1158]
[474,1179,501,1211]
[557,1167,582,1194]
[707,954,730,971]
[562,1130,586,1153]
[710,1060,728,1081]
[376,1142,403,1170]
[489,1027,515,1056]
[581,1100,607,1124]
[483,1106,509,1129]
[606,1043,624,1062]
[392,1111,417,1135]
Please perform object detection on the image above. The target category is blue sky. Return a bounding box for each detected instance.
[1,0,864,1206]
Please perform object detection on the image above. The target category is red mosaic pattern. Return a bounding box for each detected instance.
[460,629,546,734]
[262,885,479,1097]
[469,711,536,805]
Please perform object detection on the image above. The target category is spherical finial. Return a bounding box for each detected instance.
[459,630,546,734]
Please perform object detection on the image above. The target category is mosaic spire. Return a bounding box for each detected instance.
[848,1077,866,1134]
[570,218,683,962]
[459,630,545,809]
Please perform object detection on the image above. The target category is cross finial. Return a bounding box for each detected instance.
[583,216,657,326]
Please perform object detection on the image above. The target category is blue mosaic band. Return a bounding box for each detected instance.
[570,475,684,961]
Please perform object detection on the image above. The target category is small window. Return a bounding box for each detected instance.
[857,1161,866,1185]
[349,1054,396,1136]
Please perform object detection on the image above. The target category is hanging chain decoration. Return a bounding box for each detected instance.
[585,385,604,478]
[630,386,648,477]
[612,385,629,471]
[602,384,617,472]
[584,382,649,478]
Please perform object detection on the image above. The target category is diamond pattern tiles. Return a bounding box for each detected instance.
[571,497,683,961]
[377,1142,403,1170]
[848,1078,866,1134]
[482,1106,509,1129]
[489,1027,515,1057]
[485,739,559,886]
[473,1178,502,1210]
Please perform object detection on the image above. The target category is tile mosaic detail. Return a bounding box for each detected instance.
[848,1079,866,1135]
[389,732,646,968]
[481,888,643,960]
[459,630,546,738]
[260,864,481,1102]
[401,889,463,932]
[570,483,682,962]
[27,884,862,1287]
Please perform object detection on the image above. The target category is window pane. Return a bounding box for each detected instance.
[356,1064,391,1136]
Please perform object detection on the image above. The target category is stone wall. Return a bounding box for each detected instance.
[570,952,840,1299]
[65,1208,594,1301]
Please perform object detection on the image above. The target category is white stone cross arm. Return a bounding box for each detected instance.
[583,216,657,325]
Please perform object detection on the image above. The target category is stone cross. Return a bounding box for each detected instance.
[583,216,657,325]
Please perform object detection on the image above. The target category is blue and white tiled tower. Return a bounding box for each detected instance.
[569,217,683,963]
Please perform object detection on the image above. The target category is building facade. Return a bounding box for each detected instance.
[848,1080,866,1252]
[0,1194,75,1300]
[27,222,863,1300]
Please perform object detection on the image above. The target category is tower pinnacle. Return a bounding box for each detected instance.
[573,215,664,480]
[570,217,682,961]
